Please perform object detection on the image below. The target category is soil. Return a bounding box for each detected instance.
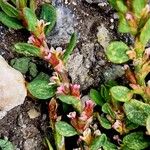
[0,0,133,149]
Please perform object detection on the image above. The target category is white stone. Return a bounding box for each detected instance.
[0,55,27,119]
[27,108,40,119]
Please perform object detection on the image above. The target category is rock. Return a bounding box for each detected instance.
[27,109,40,119]
[47,0,75,46]
[97,24,110,51]
[0,55,27,119]
[103,65,125,81]
[23,139,38,150]
[67,44,96,90]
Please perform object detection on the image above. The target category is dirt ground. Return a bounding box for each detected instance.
[0,0,132,149]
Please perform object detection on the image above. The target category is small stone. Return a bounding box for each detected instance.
[23,139,38,150]
[27,109,40,119]
[0,55,27,119]
[97,24,110,51]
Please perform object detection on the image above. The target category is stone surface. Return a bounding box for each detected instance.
[27,109,41,119]
[0,55,27,119]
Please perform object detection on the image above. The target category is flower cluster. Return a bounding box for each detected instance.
[67,100,95,133]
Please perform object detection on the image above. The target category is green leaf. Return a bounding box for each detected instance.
[108,0,116,8]
[55,121,77,137]
[62,33,77,63]
[133,0,147,18]
[27,72,56,99]
[123,132,150,150]
[100,85,110,101]
[146,115,150,135]
[97,114,111,129]
[57,95,82,112]
[16,0,27,8]
[116,0,127,13]
[110,86,133,102]
[40,4,57,35]
[23,7,37,32]
[0,0,19,17]
[10,0,16,5]
[54,130,65,150]
[103,140,118,150]
[0,139,14,150]
[14,43,41,57]
[102,103,115,118]
[10,57,31,74]
[118,13,130,33]
[90,134,107,150]
[90,89,104,106]
[44,138,54,150]
[125,118,139,132]
[105,80,118,88]
[0,12,23,29]
[30,0,37,12]
[28,62,38,77]
[124,99,150,126]
[140,18,150,46]
[106,41,130,64]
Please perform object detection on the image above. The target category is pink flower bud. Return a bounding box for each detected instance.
[126,13,133,20]
[57,85,65,94]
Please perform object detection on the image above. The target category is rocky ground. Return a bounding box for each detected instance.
[0,0,133,149]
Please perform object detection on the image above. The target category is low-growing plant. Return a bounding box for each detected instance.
[90,0,150,149]
[0,0,150,149]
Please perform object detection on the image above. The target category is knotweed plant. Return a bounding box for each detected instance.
[0,0,96,149]
[0,0,150,150]
[90,0,150,149]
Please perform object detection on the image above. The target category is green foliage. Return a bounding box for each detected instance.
[0,0,19,18]
[16,0,27,9]
[106,41,130,64]
[0,12,23,29]
[100,84,110,101]
[28,62,38,77]
[0,139,14,150]
[90,134,107,150]
[14,43,41,57]
[10,57,38,77]
[62,33,77,63]
[124,99,150,126]
[122,132,150,150]
[10,0,16,5]
[55,121,77,137]
[110,86,133,102]
[132,0,147,18]
[102,103,115,118]
[146,115,150,135]
[108,0,116,8]
[54,130,65,150]
[44,138,54,150]
[40,4,57,35]
[97,115,111,129]
[125,119,139,132]
[118,13,130,33]
[103,140,118,150]
[57,95,82,112]
[27,72,56,99]
[10,57,31,74]
[90,89,104,106]
[29,0,36,12]
[116,0,127,14]
[140,18,150,46]
[23,7,37,32]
